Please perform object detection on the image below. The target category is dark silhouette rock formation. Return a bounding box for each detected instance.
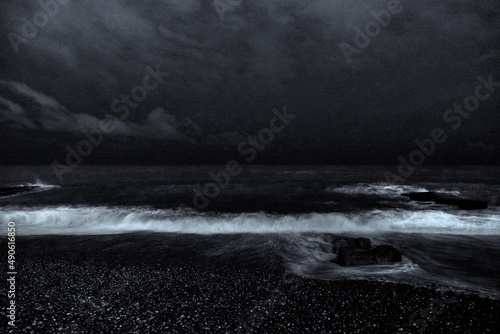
[332,237,403,266]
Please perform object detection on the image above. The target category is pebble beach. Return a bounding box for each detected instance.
[3,233,499,334]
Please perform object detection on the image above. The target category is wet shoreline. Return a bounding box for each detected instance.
[2,233,499,333]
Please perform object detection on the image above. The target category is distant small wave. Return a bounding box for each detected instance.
[0,179,60,198]
[16,178,60,189]
[325,183,429,197]
[325,182,464,198]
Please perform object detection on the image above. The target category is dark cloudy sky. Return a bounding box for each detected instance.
[0,0,499,165]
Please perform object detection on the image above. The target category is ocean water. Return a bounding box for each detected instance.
[1,165,500,298]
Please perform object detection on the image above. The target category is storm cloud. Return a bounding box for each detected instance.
[0,0,499,164]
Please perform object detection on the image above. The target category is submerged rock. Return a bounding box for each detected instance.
[456,200,488,210]
[0,185,39,197]
[333,237,371,252]
[401,192,488,210]
[337,245,403,266]
[332,238,402,266]
[401,192,436,201]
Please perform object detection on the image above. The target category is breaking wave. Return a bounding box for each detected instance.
[1,205,499,236]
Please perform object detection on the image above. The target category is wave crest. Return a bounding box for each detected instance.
[1,206,499,236]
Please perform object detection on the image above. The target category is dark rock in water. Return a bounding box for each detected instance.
[457,200,488,210]
[0,186,39,197]
[433,196,488,209]
[337,248,373,266]
[337,245,402,266]
[401,192,488,210]
[433,194,461,205]
[333,237,371,253]
[354,237,371,249]
[333,237,402,266]
[368,245,403,263]
[401,192,436,201]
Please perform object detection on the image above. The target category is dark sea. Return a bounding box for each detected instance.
[1,165,500,299]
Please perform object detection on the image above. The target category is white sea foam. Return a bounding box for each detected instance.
[325,182,465,198]
[1,205,499,236]
[325,183,429,197]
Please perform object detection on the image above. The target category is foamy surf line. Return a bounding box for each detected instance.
[325,182,463,197]
[1,206,500,236]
